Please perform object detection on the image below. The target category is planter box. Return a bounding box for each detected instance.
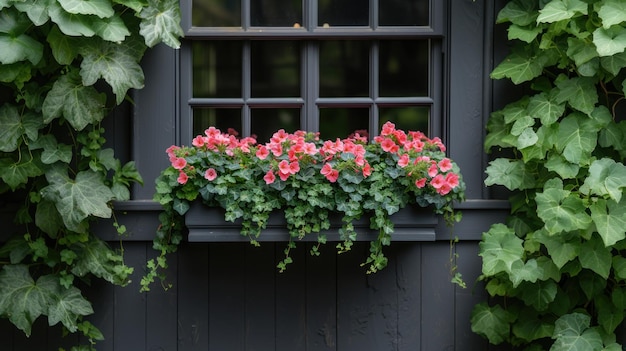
[186,201,438,242]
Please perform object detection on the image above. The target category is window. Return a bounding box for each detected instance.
[180,0,445,142]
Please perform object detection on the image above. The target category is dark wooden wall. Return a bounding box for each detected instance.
[0,0,518,350]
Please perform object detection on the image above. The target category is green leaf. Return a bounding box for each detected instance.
[138,0,183,49]
[48,2,96,37]
[598,0,626,29]
[14,0,52,26]
[36,199,64,237]
[0,33,44,65]
[71,236,132,285]
[579,269,607,301]
[595,295,623,334]
[555,77,598,115]
[509,258,544,288]
[79,40,144,104]
[555,113,598,164]
[580,158,626,202]
[551,313,602,351]
[567,37,599,68]
[593,26,626,57]
[590,198,626,247]
[91,14,130,42]
[512,312,554,343]
[517,127,539,149]
[545,154,579,179]
[113,0,144,12]
[491,52,546,85]
[537,0,588,24]
[470,302,515,345]
[535,178,592,235]
[508,24,542,43]
[600,51,626,75]
[613,256,626,280]
[518,279,557,311]
[46,25,79,65]
[45,278,94,332]
[535,229,581,269]
[579,235,612,279]
[58,0,114,18]
[485,158,536,190]
[42,166,114,233]
[528,92,566,126]
[42,69,106,130]
[479,224,524,277]
[0,104,23,152]
[0,157,43,190]
[496,0,537,26]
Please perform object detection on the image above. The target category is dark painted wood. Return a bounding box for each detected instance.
[244,243,276,351]
[275,242,307,351]
[305,242,337,351]
[146,245,179,351]
[177,242,209,351]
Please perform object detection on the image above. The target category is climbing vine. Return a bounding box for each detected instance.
[472,1,626,350]
[0,0,181,349]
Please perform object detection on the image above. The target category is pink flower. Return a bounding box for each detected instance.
[177,171,188,184]
[204,168,217,181]
[380,121,395,136]
[263,170,276,184]
[278,160,291,174]
[256,145,270,160]
[362,163,372,177]
[325,169,339,183]
[192,135,206,147]
[321,163,333,176]
[380,138,399,153]
[438,158,453,172]
[415,178,426,188]
[437,183,452,195]
[278,170,290,181]
[166,145,180,158]
[289,161,300,174]
[172,157,187,170]
[428,163,438,177]
[430,174,446,189]
[445,172,459,188]
[398,154,410,168]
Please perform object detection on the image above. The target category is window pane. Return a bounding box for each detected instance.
[193,108,242,137]
[251,0,302,27]
[193,41,242,98]
[192,0,240,27]
[379,0,429,26]
[251,41,300,98]
[379,41,429,97]
[319,108,369,140]
[379,107,429,135]
[318,0,368,26]
[319,41,369,97]
[251,108,300,142]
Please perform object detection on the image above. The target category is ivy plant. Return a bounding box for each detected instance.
[0,0,182,349]
[472,1,626,350]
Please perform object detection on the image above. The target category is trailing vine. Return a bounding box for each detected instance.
[472,1,626,350]
[0,0,182,349]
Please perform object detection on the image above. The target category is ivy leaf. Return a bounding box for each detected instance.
[35,135,73,164]
[45,277,94,332]
[512,312,554,343]
[613,256,626,280]
[71,236,131,286]
[138,0,183,49]
[595,295,623,335]
[0,33,44,65]
[593,26,626,57]
[555,113,597,164]
[113,0,144,13]
[545,154,579,179]
[537,0,588,24]
[600,52,626,75]
[496,0,537,26]
[579,235,612,279]
[479,224,524,277]
[555,77,598,115]
[485,158,536,190]
[80,39,144,104]
[485,112,516,151]
[36,199,64,237]
[598,0,626,29]
[13,0,53,26]
[509,259,544,288]
[46,26,79,65]
[535,178,591,235]
[57,0,114,18]
[567,37,599,68]
[528,92,566,126]
[534,229,580,269]
[491,52,546,84]
[91,14,130,42]
[470,303,515,345]
[48,2,96,37]
[599,122,623,149]
[518,279,557,311]
[42,69,106,130]
[42,166,114,233]
[517,127,539,149]
[0,157,43,190]
[551,313,602,351]
[0,265,52,336]
[508,24,542,43]
[0,104,23,152]
[580,158,626,203]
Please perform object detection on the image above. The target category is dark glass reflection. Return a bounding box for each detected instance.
[379,107,429,135]
[192,0,240,27]
[251,108,300,142]
[380,0,429,26]
[193,41,242,98]
[251,41,300,98]
[251,0,302,27]
[318,0,368,26]
[319,41,369,97]
[193,108,242,137]
[379,40,429,97]
[319,108,369,140]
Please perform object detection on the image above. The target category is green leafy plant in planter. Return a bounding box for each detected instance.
[0,0,182,348]
[144,122,466,290]
[472,1,626,350]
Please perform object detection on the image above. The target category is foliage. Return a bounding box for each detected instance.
[0,0,182,348]
[144,122,466,290]
[472,0,626,350]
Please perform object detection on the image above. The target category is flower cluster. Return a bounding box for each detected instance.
[155,122,465,273]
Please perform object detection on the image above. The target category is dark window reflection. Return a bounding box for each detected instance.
[251,0,302,27]
[193,41,242,98]
[251,108,300,142]
[380,40,429,97]
[379,107,429,135]
[192,0,240,27]
[380,0,429,26]
[193,108,242,137]
[251,41,300,98]
[318,0,368,26]
[319,108,369,140]
[319,41,369,97]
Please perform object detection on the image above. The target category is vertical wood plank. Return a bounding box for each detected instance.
[396,243,422,351]
[244,243,276,351]
[0,318,13,350]
[12,317,46,350]
[177,242,209,351]
[275,241,306,351]
[146,242,179,351]
[208,243,246,351]
[83,268,115,351]
[305,242,337,351]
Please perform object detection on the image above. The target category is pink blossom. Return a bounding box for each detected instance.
[432,137,446,152]
[438,158,453,172]
[415,178,426,188]
[380,138,399,153]
[204,168,217,181]
[445,172,460,188]
[428,163,438,177]
[381,121,395,136]
[205,126,221,138]
[278,160,291,174]
[437,183,452,195]
[398,154,410,168]
[177,171,188,184]
[325,169,339,183]
[289,161,300,174]
[278,170,290,181]
[264,170,276,184]
[166,145,180,158]
[172,157,187,170]
[256,145,270,160]
[430,174,446,189]
[192,135,206,147]
[320,163,333,176]
[362,163,372,177]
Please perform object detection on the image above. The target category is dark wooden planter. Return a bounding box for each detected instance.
[185,201,439,242]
